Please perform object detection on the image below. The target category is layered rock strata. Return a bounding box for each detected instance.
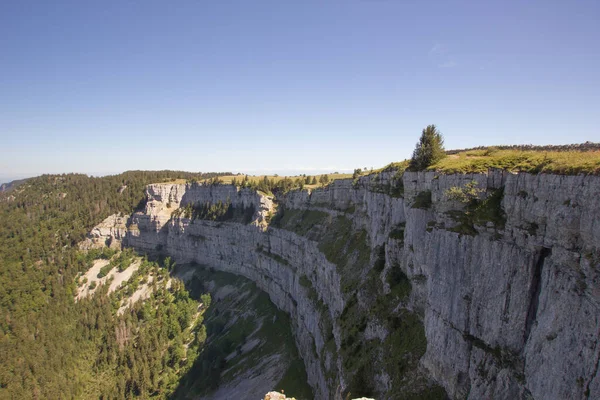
[90,172,600,400]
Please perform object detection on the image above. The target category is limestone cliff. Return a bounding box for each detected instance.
[93,172,600,400]
[80,213,129,249]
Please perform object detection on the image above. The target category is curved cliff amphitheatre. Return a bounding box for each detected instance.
[4,1,600,397]
[83,145,600,400]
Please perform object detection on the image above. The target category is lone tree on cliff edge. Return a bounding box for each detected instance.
[409,124,446,171]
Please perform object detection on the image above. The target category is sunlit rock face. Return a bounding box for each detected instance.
[92,171,600,400]
[80,213,128,249]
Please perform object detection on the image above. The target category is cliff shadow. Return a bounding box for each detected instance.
[165,263,314,400]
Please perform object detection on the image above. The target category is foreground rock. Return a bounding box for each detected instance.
[264,390,374,400]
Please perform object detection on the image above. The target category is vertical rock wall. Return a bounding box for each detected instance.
[113,171,600,400]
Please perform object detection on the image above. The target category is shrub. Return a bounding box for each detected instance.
[412,191,432,209]
[447,188,506,235]
[97,263,114,278]
[445,180,484,203]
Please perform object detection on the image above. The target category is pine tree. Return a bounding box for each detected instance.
[318,175,330,186]
[408,124,446,171]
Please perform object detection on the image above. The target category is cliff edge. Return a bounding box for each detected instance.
[90,170,600,399]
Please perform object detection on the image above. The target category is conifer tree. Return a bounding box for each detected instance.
[409,124,446,171]
[319,174,330,186]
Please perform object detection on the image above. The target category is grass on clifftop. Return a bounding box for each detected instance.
[428,148,600,175]
[201,173,352,188]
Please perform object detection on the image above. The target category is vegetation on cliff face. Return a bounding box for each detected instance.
[0,170,311,399]
[5,142,594,399]
[172,200,255,223]
[77,253,205,399]
[0,171,222,398]
[171,267,313,400]
[443,181,507,235]
[271,206,445,399]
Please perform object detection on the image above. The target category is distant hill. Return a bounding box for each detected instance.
[0,178,29,193]
[446,141,600,155]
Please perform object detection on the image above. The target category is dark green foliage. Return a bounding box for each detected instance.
[297,275,325,311]
[172,268,312,400]
[269,205,436,399]
[347,363,377,398]
[97,263,114,278]
[390,177,405,197]
[0,171,227,399]
[369,176,404,198]
[299,275,311,288]
[463,333,522,376]
[447,188,506,235]
[412,190,433,209]
[274,358,313,400]
[106,273,202,398]
[317,218,370,294]
[388,265,412,299]
[471,188,506,228]
[200,293,212,308]
[408,125,446,171]
[525,222,539,236]
[389,223,406,241]
[237,176,304,195]
[398,385,448,400]
[270,207,329,236]
[338,293,387,399]
[379,311,428,393]
[373,245,386,272]
[426,220,437,232]
[445,181,484,203]
[191,200,231,221]
[256,246,291,266]
[173,201,255,224]
[339,295,368,369]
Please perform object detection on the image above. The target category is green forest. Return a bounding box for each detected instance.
[0,171,226,399]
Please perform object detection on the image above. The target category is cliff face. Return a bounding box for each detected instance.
[403,171,600,399]
[80,214,129,249]
[106,172,599,400]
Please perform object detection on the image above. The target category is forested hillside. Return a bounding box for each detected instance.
[0,171,227,399]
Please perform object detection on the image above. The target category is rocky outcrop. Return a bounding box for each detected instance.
[95,171,600,400]
[126,186,341,399]
[80,213,129,249]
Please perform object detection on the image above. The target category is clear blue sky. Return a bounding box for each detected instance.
[1,0,599,182]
